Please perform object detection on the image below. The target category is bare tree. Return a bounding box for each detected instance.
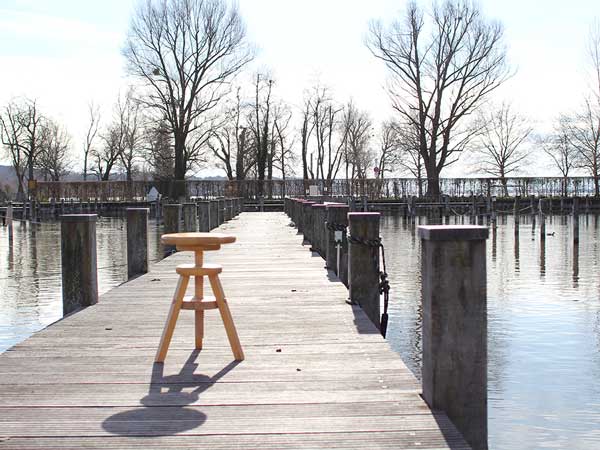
[376,120,401,178]
[540,116,578,196]
[272,103,295,183]
[250,73,274,196]
[343,101,372,181]
[123,0,253,195]
[299,95,315,180]
[475,103,533,196]
[0,101,27,198]
[145,119,174,181]
[566,100,600,196]
[392,119,425,196]
[83,102,100,181]
[368,0,510,197]
[563,23,600,196]
[309,86,348,188]
[117,90,145,181]
[38,120,72,181]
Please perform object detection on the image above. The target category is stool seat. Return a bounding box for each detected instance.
[161,232,236,247]
[176,263,222,276]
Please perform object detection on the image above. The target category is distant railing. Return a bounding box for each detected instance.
[33,177,598,201]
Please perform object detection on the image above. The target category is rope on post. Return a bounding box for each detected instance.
[347,234,391,338]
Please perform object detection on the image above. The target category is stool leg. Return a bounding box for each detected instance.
[195,309,204,349]
[155,275,189,363]
[208,274,244,361]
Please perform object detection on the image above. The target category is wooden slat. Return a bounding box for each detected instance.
[0,212,469,449]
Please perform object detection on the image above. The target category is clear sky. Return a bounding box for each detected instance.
[0,0,598,175]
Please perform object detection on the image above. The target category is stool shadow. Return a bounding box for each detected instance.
[102,350,240,436]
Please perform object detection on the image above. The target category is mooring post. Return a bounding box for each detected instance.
[573,197,579,244]
[443,195,450,224]
[302,201,316,244]
[182,203,197,232]
[223,199,231,221]
[209,200,218,230]
[539,199,546,244]
[326,205,349,283]
[126,208,149,280]
[296,200,305,233]
[217,199,225,225]
[348,212,381,328]
[259,196,265,212]
[155,197,161,220]
[60,214,98,316]
[162,204,182,256]
[419,225,489,450]
[312,203,327,256]
[361,195,368,212]
[198,201,210,232]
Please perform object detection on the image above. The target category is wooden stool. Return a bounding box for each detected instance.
[155,232,244,363]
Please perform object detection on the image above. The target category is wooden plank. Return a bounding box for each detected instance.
[0,212,468,449]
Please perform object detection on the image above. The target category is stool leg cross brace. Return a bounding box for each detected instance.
[155,247,244,362]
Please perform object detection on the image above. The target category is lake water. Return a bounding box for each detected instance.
[1,213,599,449]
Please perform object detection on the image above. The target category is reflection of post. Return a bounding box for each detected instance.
[7,203,13,241]
[540,238,546,278]
[419,225,488,450]
[491,225,497,261]
[573,241,579,287]
[514,221,520,273]
[573,197,579,245]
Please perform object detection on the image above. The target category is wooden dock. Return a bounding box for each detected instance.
[0,212,469,449]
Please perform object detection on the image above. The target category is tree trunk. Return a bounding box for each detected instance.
[173,132,186,199]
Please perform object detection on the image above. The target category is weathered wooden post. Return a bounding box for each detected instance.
[228,199,235,220]
[162,204,182,256]
[419,225,488,450]
[182,203,197,232]
[155,197,161,220]
[223,199,232,221]
[326,205,349,282]
[60,214,98,316]
[126,208,149,279]
[539,199,546,244]
[209,200,218,230]
[217,199,225,225]
[259,196,265,212]
[348,212,381,328]
[312,204,327,256]
[295,200,305,232]
[302,201,316,243]
[573,196,579,244]
[198,201,210,232]
[443,195,450,224]
[361,195,368,212]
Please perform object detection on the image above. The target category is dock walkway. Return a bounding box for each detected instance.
[0,212,468,449]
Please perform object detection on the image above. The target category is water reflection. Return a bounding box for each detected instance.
[381,213,600,450]
[0,218,163,352]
